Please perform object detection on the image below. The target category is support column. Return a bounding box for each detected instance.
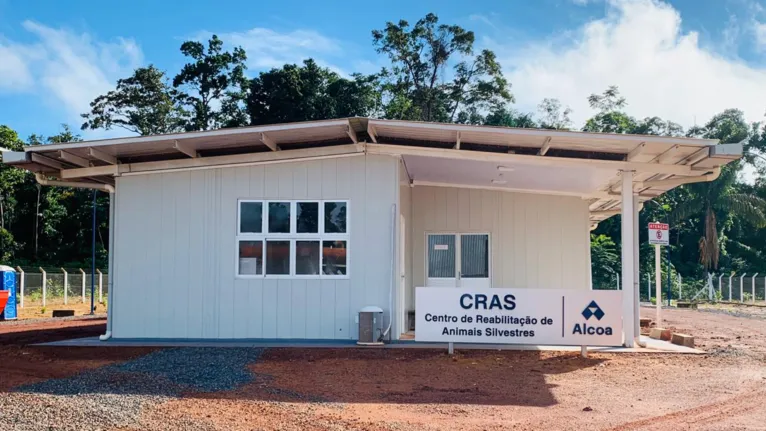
[621,170,635,347]
[633,194,640,340]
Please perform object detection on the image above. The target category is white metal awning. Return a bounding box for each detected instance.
[2,117,742,223]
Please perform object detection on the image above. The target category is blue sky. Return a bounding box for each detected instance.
[2,0,766,142]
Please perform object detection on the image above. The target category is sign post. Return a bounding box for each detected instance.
[648,222,669,326]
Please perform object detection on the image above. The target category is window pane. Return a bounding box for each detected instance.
[240,202,262,233]
[322,240,347,275]
[238,240,263,275]
[296,202,319,233]
[266,241,290,275]
[460,234,489,278]
[268,202,291,233]
[428,234,455,278]
[324,202,347,233]
[296,241,320,275]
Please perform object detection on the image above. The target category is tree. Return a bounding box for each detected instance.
[173,35,249,131]
[481,104,537,128]
[0,126,26,261]
[81,65,187,136]
[671,166,766,270]
[633,116,684,136]
[669,110,766,270]
[583,86,684,136]
[537,98,572,130]
[247,59,380,126]
[372,13,512,123]
[590,234,620,289]
[583,87,636,134]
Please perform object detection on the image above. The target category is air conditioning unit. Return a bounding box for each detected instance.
[357,306,384,346]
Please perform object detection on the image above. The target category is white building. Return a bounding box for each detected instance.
[3,118,741,345]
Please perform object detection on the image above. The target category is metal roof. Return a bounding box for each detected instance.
[2,117,742,224]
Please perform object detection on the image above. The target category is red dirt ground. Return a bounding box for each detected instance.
[0,318,154,392]
[3,307,766,430]
[149,307,766,430]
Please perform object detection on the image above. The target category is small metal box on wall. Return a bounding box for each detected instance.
[0,265,17,320]
[357,306,383,346]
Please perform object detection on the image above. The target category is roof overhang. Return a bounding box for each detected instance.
[2,117,742,224]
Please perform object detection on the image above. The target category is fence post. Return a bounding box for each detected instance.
[97,269,103,304]
[718,274,723,300]
[752,273,758,304]
[39,267,46,307]
[61,267,68,305]
[79,268,85,303]
[729,273,734,301]
[16,266,24,308]
[740,274,746,303]
[678,275,683,300]
[708,273,713,301]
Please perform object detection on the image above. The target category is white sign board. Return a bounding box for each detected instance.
[648,222,669,246]
[416,287,623,346]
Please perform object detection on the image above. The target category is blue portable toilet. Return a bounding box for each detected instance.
[0,265,17,320]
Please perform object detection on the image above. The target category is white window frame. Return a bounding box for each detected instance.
[236,199,350,279]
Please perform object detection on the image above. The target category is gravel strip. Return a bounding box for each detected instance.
[0,347,263,431]
[696,305,766,321]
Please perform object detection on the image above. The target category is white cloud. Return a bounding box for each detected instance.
[210,28,343,71]
[0,43,34,91]
[754,21,766,51]
[0,21,143,136]
[494,0,766,132]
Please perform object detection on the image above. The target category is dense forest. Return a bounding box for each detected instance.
[1,14,765,291]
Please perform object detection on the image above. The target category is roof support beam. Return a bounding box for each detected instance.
[88,147,118,165]
[259,133,278,151]
[58,151,91,167]
[367,124,378,143]
[61,165,119,179]
[591,209,622,217]
[121,144,362,175]
[61,144,363,178]
[655,144,679,164]
[537,136,552,156]
[31,153,68,170]
[454,131,461,150]
[686,148,711,166]
[346,125,358,144]
[637,167,720,188]
[367,143,698,176]
[626,142,646,161]
[173,140,198,158]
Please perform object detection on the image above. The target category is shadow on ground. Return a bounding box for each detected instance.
[0,319,105,345]
[16,346,605,407]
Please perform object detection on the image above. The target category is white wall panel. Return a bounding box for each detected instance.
[112,154,397,339]
[409,186,591,308]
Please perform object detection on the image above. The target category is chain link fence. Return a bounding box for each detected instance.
[12,267,108,309]
[637,272,766,304]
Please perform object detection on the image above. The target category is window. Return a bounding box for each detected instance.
[236,200,349,278]
[239,202,262,233]
[238,240,263,275]
[268,202,291,233]
[322,240,347,275]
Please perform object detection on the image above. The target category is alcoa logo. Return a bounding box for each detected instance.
[573,300,613,336]
[581,300,605,321]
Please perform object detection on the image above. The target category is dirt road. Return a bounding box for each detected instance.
[1,306,765,430]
